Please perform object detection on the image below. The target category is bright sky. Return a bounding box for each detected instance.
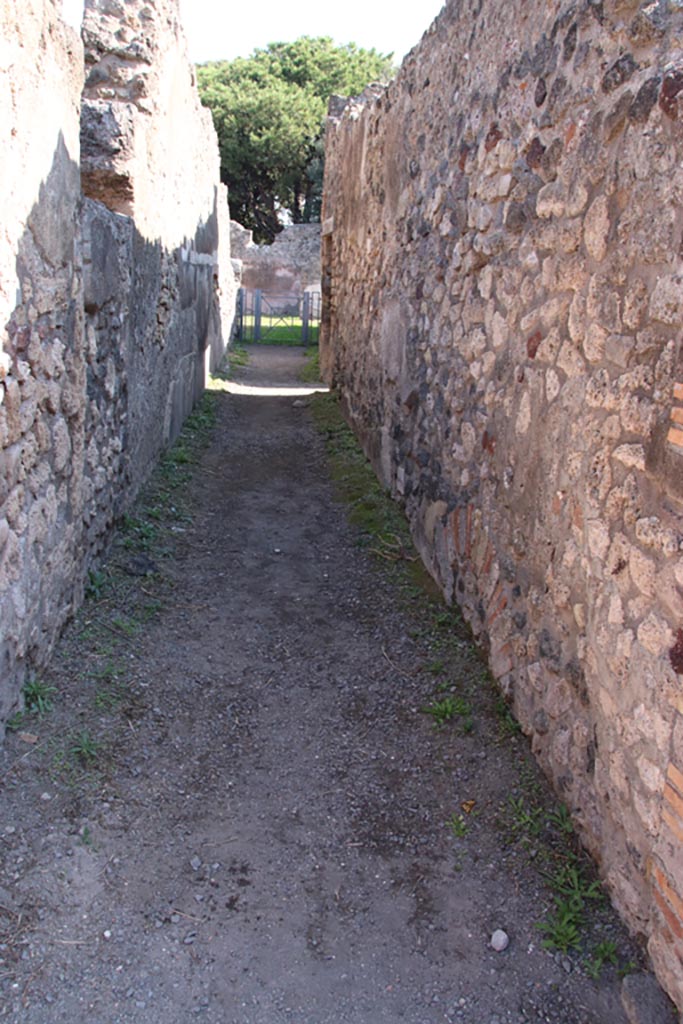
[61,0,445,64]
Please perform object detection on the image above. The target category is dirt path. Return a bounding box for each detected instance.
[0,347,648,1023]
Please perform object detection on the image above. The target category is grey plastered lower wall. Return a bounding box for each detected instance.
[1,192,232,722]
[321,0,683,1008]
[81,195,227,553]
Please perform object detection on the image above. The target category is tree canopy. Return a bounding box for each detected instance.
[197,37,394,243]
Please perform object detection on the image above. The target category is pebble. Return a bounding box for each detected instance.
[190,855,202,871]
[490,929,510,952]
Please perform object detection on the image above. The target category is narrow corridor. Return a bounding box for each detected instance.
[0,348,640,1024]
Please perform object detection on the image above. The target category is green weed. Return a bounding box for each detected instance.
[51,748,70,776]
[547,862,603,910]
[90,660,124,684]
[547,803,574,836]
[584,940,618,979]
[78,622,109,648]
[494,693,521,736]
[121,515,158,551]
[426,657,447,676]
[183,399,217,437]
[507,795,544,838]
[617,960,637,979]
[111,616,140,638]
[311,396,418,567]
[86,568,109,600]
[94,685,127,711]
[422,695,471,726]
[144,504,166,521]
[536,861,605,956]
[23,678,56,716]
[536,898,583,953]
[69,730,100,767]
[168,445,190,465]
[300,347,321,383]
[517,759,544,799]
[228,344,250,368]
[79,825,94,848]
[140,600,163,622]
[432,610,453,630]
[152,393,217,498]
[448,813,469,838]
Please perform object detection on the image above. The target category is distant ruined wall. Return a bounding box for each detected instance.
[322,0,683,1008]
[0,0,235,726]
[231,221,322,296]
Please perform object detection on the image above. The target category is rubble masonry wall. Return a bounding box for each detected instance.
[0,0,235,725]
[321,0,683,1007]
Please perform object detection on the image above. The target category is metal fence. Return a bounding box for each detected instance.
[235,289,321,345]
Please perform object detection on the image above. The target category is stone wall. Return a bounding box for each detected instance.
[321,0,683,1008]
[0,0,86,725]
[0,0,235,727]
[80,0,236,488]
[231,221,322,299]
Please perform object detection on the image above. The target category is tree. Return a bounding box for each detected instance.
[197,37,393,242]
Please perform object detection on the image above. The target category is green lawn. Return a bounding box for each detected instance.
[239,314,319,345]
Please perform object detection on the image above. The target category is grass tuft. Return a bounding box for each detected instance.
[69,729,100,767]
[300,347,321,383]
[23,678,56,716]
